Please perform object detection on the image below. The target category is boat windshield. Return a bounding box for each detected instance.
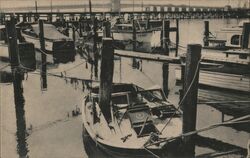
[112,94,130,105]
[137,89,165,102]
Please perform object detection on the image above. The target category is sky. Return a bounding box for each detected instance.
[0,0,249,11]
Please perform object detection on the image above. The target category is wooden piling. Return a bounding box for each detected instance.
[99,38,114,123]
[241,22,250,49]
[103,20,111,38]
[6,17,20,68]
[39,19,47,90]
[78,21,82,37]
[175,19,179,57]
[132,19,137,51]
[182,44,201,157]
[93,17,98,78]
[179,63,185,103]
[23,14,27,22]
[72,25,76,42]
[161,20,170,55]
[6,16,24,108]
[6,16,28,157]
[204,21,209,47]
[146,18,150,29]
[162,63,169,97]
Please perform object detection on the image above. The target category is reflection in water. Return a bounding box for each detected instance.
[41,50,47,91]
[195,135,248,156]
[13,72,29,157]
[82,128,110,158]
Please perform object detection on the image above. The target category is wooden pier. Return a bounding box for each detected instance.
[1,7,250,24]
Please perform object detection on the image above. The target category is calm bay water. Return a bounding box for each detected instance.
[1,18,249,158]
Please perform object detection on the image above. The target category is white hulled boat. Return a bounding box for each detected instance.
[82,83,182,157]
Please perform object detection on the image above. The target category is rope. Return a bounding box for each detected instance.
[37,48,57,60]
[18,63,97,83]
[145,114,250,148]
[143,147,160,158]
[159,58,202,134]
[49,61,86,74]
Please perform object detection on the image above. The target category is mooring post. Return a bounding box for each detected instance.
[179,62,185,104]
[161,20,170,55]
[72,25,76,42]
[39,19,47,90]
[175,19,179,57]
[6,16,20,72]
[132,19,137,51]
[16,14,20,22]
[103,20,111,38]
[79,20,82,37]
[93,17,98,78]
[99,38,114,123]
[162,63,169,97]
[182,44,201,157]
[146,18,150,30]
[23,14,27,22]
[6,16,28,158]
[28,14,31,22]
[241,22,250,49]
[132,19,137,67]
[204,21,209,47]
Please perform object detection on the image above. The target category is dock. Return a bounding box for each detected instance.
[114,49,180,63]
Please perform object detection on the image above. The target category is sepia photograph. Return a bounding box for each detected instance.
[0,0,250,157]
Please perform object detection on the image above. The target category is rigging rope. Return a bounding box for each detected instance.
[145,114,250,148]
[159,58,202,134]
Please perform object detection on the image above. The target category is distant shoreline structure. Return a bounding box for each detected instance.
[1,0,249,13]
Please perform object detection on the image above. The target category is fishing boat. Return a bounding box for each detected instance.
[204,20,250,50]
[111,19,154,52]
[21,23,76,63]
[82,83,182,157]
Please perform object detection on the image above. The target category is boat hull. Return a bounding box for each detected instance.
[112,31,153,52]
[175,68,250,93]
[82,123,168,158]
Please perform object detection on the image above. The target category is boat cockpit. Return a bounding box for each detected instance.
[86,84,181,137]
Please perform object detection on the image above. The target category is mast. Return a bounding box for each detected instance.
[35,1,38,13]
[50,0,52,13]
[89,0,92,14]
[141,0,144,11]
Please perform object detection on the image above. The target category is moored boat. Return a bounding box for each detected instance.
[176,49,250,93]
[204,20,250,50]
[22,23,76,63]
[111,20,154,52]
[82,83,182,157]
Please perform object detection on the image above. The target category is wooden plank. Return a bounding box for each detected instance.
[223,49,250,56]
[114,49,180,63]
[179,52,250,65]
[175,69,250,92]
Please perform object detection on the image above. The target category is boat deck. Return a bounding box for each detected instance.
[84,101,182,149]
